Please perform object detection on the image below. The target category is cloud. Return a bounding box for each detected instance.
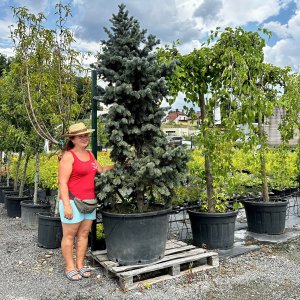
[13,0,50,14]
[72,0,200,46]
[264,39,300,71]
[194,0,222,21]
[0,19,13,46]
[0,47,14,57]
[263,21,289,38]
[264,8,300,71]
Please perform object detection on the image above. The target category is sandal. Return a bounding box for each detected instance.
[65,269,82,281]
[78,267,92,278]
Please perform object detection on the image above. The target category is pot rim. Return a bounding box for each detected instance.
[101,207,172,218]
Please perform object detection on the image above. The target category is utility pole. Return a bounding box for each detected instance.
[91,69,98,159]
[91,69,97,251]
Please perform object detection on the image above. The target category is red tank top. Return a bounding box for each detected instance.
[67,150,97,200]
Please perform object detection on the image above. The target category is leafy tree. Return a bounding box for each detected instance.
[160,27,286,210]
[95,4,188,212]
[0,53,11,77]
[8,3,90,210]
[10,3,89,144]
[279,71,300,187]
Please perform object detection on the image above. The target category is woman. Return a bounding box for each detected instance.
[58,122,113,281]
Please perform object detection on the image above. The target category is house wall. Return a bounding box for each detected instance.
[265,107,298,146]
[162,127,199,137]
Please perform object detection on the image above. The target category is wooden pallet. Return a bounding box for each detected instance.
[90,239,219,290]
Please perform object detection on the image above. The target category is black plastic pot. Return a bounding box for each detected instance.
[89,236,106,250]
[0,186,13,203]
[21,200,51,228]
[188,210,238,249]
[101,207,171,265]
[243,199,288,235]
[271,187,299,197]
[6,195,32,218]
[3,190,29,209]
[37,212,62,249]
[3,190,19,208]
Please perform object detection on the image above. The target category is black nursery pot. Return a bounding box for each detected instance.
[243,199,288,235]
[6,195,32,218]
[37,212,62,249]
[21,200,51,228]
[0,186,14,203]
[101,207,171,265]
[3,190,19,208]
[188,210,238,250]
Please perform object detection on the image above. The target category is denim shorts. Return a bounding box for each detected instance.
[59,200,96,224]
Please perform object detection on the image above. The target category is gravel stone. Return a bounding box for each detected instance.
[1,203,300,300]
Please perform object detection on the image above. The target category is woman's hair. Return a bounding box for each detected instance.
[62,139,75,152]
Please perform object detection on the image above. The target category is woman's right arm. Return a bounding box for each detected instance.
[58,152,74,219]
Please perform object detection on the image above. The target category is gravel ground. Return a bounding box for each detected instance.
[1,203,300,300]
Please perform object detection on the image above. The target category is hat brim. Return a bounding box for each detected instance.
[63,128,95,137]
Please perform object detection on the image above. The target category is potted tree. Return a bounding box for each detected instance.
[238,62,289,235]
[159,27,283,247]
[0,57,50,218]
[279,71,300,191]
[0,123,14,202]
[9,3,90,247]
[94,4,188,265]
[20,141,53,229]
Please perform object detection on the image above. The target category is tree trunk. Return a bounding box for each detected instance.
[19,154,30,197]
[258,113,269,202]
[136,190,144,212]
[14,151,23,192]
[297,132,300,189]
[53,192,60,217]
[33,152,40,205]
[6,153,11,187]
[0,151,2,183]
[199,94,215,212]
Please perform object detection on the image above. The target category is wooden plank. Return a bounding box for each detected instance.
[120,252,218,277]
[165,245,198,255]
[92,242,198,270]
[100,260,119,269]
[111,248,206,273]
[91,239,190,256]
[91,249,107,255]
[165,240,186,250]
[122,264,218,291]
[94,254,109,262]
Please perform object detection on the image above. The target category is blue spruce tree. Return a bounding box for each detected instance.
[95,4,188,212]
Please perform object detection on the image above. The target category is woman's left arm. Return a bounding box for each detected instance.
[91,152,114,174]
[96,160,114,174]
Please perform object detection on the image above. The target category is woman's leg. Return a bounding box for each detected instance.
[76,219,93,275]
[61,222,81,278]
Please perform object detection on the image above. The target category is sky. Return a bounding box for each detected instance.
[0,0,300,109]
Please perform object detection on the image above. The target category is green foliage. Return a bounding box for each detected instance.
[96,223,105,239]
[0,53,11,77]
[97,116,109,148]
[10,4,90,144]
[177,147,298,212]
[159,26,288,208]
[94,5,188,212]
[9,151,114,190]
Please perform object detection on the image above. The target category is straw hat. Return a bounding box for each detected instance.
[63,123,94,137]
